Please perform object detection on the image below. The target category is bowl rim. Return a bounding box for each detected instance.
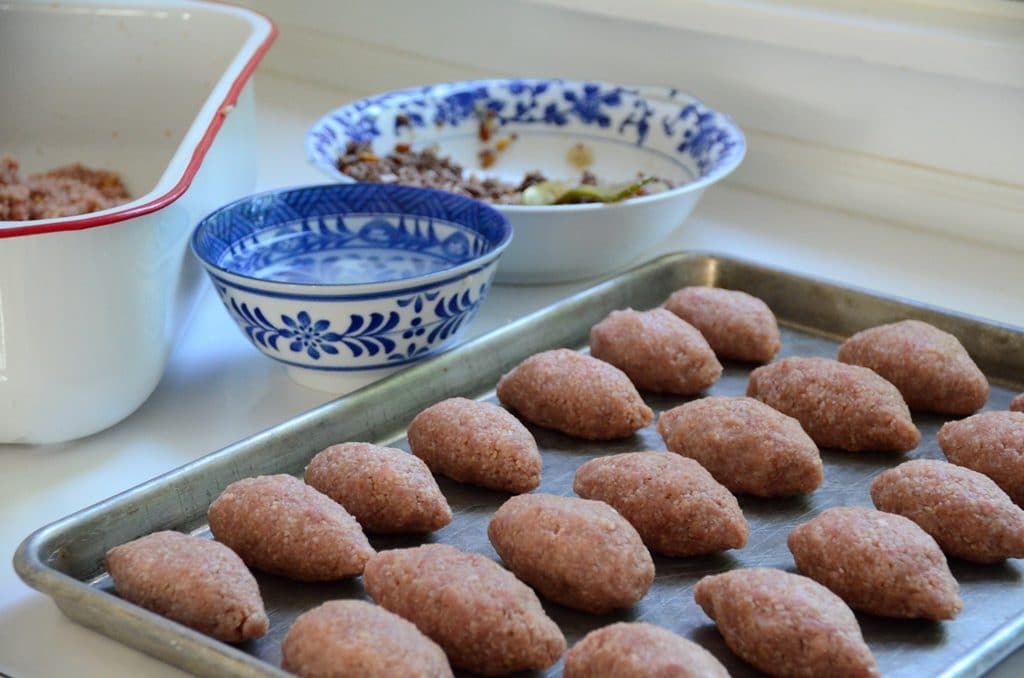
[190,182,513,294]
[304,77,747,213]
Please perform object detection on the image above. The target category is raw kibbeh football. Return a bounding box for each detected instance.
[495,349,653,440]
[304,442,451,534]
[694,568,878,678]
[104,531,267,643]
[487,493,654,613]
[747,357,920,452]
[657,396,823,496]
[362,543,565,675]
[573,452,748,556]
[563,622,730,678]
[837,319,988,415]
[870,459,1024,564]
[939,411,1024,505]
[788,506,962,620]
[207,474,374,581]
[406,397,541,493]
[663,286,781,363]
[589,308,722,395]
[281,600,452,678]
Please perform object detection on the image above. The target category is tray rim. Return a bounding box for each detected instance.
[14,250,1024,678]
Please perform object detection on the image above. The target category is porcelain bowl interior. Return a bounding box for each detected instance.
[306,78,745,283]
[192,183,511,392]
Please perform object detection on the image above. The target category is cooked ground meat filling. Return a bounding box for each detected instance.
[336,141,670,205]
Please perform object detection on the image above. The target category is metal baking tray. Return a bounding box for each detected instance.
[15,252,1024,678]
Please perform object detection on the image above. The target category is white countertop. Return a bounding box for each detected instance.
[1,74,1022,677]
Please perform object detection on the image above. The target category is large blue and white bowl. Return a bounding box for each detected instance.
[306,79,745,284]
[192,183,512,392]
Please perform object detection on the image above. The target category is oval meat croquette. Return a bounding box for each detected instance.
[563,622,730,678]
[663,286,781,363]
[496,349,654,440]
[573,452,748,556]
[1012,393,1024,412]
[589,308,722,395]
[304,442,451,533]
[281,600,452,678]
[747,357,920,452]
[488,493,654,613]
[837,319,988,415]
[871,459,1024,564]
[105,531,268,643]
[406,397,541,493]
[208,474,374,582]
[657,396,823,496]
[788,507,962,620]
[939,411,1024,505]
[694,568,878,678]
[362,543,565,675]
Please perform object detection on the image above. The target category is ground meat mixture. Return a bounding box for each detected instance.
[837,319,988,415]
[487,493,655,614]
[573,452,749,557]
[0,155,130,221]
[363,543,565,675]
[747,357,920,453]
[564,622,730,678]
[658,396,823,497]
[496,348,654,441]
[694,568,879,678]
[207,474,374,582]
[406,397,542,494]
[589,307,722,395]
[788,506,963,620]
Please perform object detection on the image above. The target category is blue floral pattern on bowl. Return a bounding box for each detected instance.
[219,282,488,365]
[191,184,511,386]
[306,78,744,183]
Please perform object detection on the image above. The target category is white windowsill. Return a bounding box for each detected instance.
[525,0,1024,88]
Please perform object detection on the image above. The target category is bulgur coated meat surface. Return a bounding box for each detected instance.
[304,442,451,534]
[207,474,374,582]
[362,543,565,675]
[104,531,267,643]
[939,411,1024,505]
[694,568,878,678]
[573,452,748,557]
[406,397,541,493]
[746,357,920,452]
[1012,393,1024,412]
[0,155,130,220]
[496,348,654,440]
[589,308,722,395]
[563,622,730,678]
[787,506,962,620]
[837,320,988,415]
[663,287,781,363]
[487,493,655,613]
[870,459,1024,564]
[657,396,823,496]
[281,600,452,678]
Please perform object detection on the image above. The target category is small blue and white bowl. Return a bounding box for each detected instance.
[191,183,512,392]
[307,78,745,284]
